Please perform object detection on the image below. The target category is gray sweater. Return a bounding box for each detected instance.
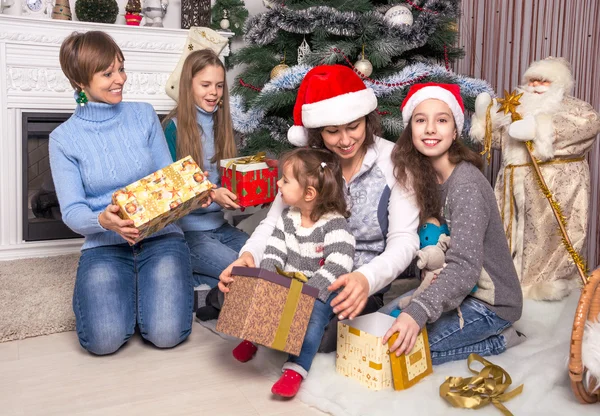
[403,162,523,328]
[260,207,356,302]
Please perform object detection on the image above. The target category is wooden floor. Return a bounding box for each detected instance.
[0,324,326,416]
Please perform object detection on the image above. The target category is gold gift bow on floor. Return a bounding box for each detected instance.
[272,267,309,351]
[485,90,588,285]
[224,152,267,195]
[440,353,523,416]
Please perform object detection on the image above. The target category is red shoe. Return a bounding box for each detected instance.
[232,340,257,363]
[271,369,303,398]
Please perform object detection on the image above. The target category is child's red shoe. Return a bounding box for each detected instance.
[271,369,303,398]
[232,340,257,362]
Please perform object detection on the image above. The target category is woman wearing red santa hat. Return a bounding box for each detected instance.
[382,83,524,364]
[218,64,421,348]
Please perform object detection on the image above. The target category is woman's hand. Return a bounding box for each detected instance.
[218,251,255,293]
[212,187,241,210]
[382,312,421,357]
[382,312,420,356]
[328,271,370,320]
[98,204,139,244]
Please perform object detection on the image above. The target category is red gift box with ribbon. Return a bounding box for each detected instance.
[220,153,278,207]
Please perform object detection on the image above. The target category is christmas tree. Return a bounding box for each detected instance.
[52,0,72,20]
[125,0,141,14]
[211,0,249,38]
[230,0,493,155]
[125,0,143,25]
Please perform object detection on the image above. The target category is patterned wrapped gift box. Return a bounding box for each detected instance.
[336,312,433,390]
[216,267,318,356]
[220,154,278,207]
[112,156,213,244]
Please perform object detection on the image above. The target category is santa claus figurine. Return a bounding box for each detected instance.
[470,57,600,300]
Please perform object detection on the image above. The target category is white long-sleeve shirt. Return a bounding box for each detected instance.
[240,136,420,295]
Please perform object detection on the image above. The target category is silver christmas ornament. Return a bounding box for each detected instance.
[354,58,373,78]
[219,9,230,30]
[384,5,414,27]
[297,37,311,65]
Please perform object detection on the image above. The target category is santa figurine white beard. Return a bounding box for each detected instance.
[501,83,564,164]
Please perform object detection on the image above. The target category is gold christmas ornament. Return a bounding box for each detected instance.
[270,63,290,79]
[354,45,373,78]
[270,51,289,80]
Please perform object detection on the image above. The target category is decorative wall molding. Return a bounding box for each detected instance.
[7,67,170,95]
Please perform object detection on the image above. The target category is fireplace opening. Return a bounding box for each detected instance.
[22,112,82,242]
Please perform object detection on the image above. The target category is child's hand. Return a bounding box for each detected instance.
[382,312,420,357]
[212,187,241,210]
[218,251,255,293]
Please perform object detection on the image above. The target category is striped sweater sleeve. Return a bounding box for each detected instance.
[259,214,288,272]
[310,216,355,302]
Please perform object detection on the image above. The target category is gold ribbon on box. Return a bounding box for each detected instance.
[224,152,267,194]
[271,266,309,351]
[440,353,523,416]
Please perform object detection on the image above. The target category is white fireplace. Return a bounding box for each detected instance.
[0,15,232,260]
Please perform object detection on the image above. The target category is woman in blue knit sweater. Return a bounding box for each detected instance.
[162,49,248,293]
[49,31,195,355]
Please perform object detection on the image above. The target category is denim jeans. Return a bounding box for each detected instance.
[74,233,193,355]
[283,294,335,378]
[184,223,249,288]
[381,295,511,365]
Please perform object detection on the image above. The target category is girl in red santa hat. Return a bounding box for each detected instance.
[382,83,525,364]
[217,64,421,364]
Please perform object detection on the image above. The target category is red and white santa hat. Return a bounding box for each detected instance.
[401,83,465,133]
[288,65,378,147]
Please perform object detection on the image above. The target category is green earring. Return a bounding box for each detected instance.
[76,90,88,106]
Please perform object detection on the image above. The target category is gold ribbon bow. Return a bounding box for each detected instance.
[275,266,308,283]
[440,353,523,416]
[225,152,267,195]
[224,152,267,169]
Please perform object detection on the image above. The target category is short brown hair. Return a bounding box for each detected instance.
[306,110,382,150]
[59,31,124,92]
[280,148,349,222]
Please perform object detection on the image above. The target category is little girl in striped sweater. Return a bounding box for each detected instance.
[220,148,355,398]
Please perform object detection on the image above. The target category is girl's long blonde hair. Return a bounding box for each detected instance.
[162,49,236,169]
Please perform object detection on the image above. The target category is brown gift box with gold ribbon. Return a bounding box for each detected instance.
[216,266,318,356]
[112,156,213,245]
[336,312,433,390]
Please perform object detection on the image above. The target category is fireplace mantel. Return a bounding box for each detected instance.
[0,15,232,260]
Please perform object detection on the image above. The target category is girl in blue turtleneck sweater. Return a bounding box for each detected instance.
[49,31,194,356]
[162,49,248,295]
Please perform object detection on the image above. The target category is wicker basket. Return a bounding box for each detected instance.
[569,267,600,404]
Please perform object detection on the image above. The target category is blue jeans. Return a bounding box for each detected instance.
[74,233,193,355]
[381,295,511,365]
[283,295,335,378]
[184,224,249,288]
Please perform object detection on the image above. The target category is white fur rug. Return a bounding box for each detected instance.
[199,291,599,415]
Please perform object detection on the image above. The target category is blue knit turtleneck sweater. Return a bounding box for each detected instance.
[49,100,182,250]
[163,105,226,232]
